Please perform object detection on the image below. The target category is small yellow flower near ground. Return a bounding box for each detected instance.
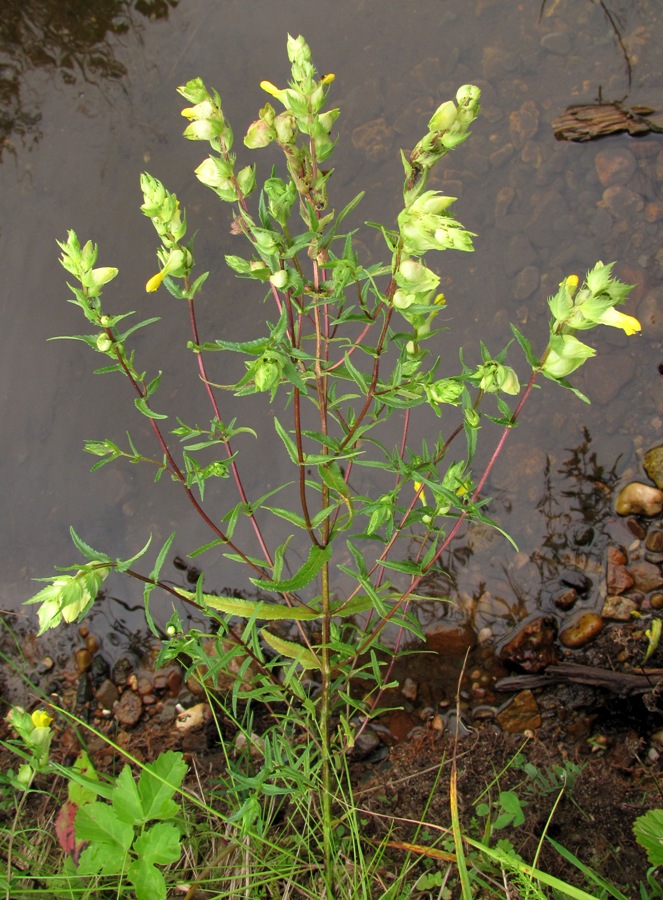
[31,710,53,729]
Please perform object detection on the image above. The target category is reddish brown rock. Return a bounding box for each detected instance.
[497,690,541,733]
[113,690,142,726]
[629,561,663,593]
[607,548,635,594]
[499,616,558,673]
[425,623,477,657]
[594,146,637,187]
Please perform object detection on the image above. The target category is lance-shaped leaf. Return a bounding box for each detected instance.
[260,630,320,669]
[198,594,321,621]
[251,542,332,592]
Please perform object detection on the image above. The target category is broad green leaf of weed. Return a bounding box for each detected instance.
[493,790,526,829]
[133,822,182,865]
[138,750,187,820]
[76,801,134,850]
[127,857,168,900]
[68,750,99,806]
[77,839,128,877]
[112,764,144,824]
[633,809,663,866]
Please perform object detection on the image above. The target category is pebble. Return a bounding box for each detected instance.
[114,690,142,726]
[646,531,663,554]
[175,702,210,732]
[594,147,637,187]
[602,595,639,621]
[615,482,663,517]
[95,678,119,709]
[496,690,541,733]
[509,99,540,147]
[401,677,418,702]
[559,612,604,649]
[554,588,578,611]
[75,648,92,673]
[112,657,133,686]
[425,623,476,657]
[499,616,558,672]
[651,593,663,610]
[540,31,571,54]
[644,446,663,490]
[629,561,663,593]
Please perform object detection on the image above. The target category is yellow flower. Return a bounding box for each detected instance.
[414,480,427,506]
[146,271,166,293]
[596,306,641,336]
[320,73,335,85]
[260,80,284,100]
[31,710,53,729]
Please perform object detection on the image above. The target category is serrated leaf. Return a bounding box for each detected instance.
[274,417,299,464]
[127,857,167,900]
[77,840,127,877]
[133,822,181,865]
[634,809,663,866]
[199,594,320,621]
[112,765,144,825]
[137,751,187,821]
[260,630,320,669]
[251,542,332,592]
[75,802,134,849]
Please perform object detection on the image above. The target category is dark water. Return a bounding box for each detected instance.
[1,0,661,651]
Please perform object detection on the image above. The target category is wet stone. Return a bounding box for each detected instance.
[95,678,119,709]
[560,567,593,595]
[75,648,92,674]
[514,265,540,300]
[629,561,663,593]
[494,185,515,218]
[509,99,540,146]
[595,146,637,187]
[425,623,476,657]
[499,616,558,673]
[554,588,578,611]
[602,595,639,621]
[607,559,635,595]
[114,690,143,727]
[89,654,110,688]
[651,593,663,610]
[644,446,663,490]
[587,351,636,404]
[540,31,571,54]
[615,482,663,517]
[401,677,418,702]
[559,612,604,649]
[112,657,133,686]
[602,185,644,218]
[497,690,541,733]
[646,531,663,554]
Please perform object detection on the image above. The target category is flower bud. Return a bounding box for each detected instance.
[274,112,298,145]
[428,100,457,132]
[254,355,281,392]
[245,117,275,149]
[96,333,113,353]
[269,269,289,290]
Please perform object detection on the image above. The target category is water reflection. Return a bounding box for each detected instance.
[0,0,177,157]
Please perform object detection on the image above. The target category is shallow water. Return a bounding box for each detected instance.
[1,0,661,652]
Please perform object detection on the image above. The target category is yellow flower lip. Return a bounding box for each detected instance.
[146,271,165,293]
[414,480,427,506]
[320,73,335,85]
[260,80,283,99]
[597,306,641,336]
[31,710,53,729]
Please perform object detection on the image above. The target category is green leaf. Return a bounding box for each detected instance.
[135,395,168,420]
[111,765,144,825]
[133,822,181,865]
[127,857,167,900]
[77,840,127,877]
[260,630,319,669]
[200,594,320,621]
[69,528,111,564]
[273,417,299,464]
[634,809,663,866]
[138,751,187,821]
[251,542,333,592]
[75,801,134,850]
